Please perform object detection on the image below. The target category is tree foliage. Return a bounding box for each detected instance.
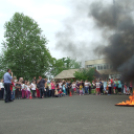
[50,57,81,76]
[2,12,52,79]
[74,68,96,82]
[0,55,6,79]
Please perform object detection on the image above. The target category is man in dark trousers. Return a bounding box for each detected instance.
[38,76,45,98]
[68,80,72,95]
[3,69,13,103]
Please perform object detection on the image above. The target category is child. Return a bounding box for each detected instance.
[48,81,52,97]
[26,81,31,99]
[16,81,21,99]
[44,79,49,98]
[113,79,117,94]
[58,81,62,90]
[51,80,55,97]
[0,79,4,100]
[21,81,26,99]
[58,89,64,97]
[31,81,36,98]
[103,79,107,94]
[13,76,17,84]
[10,79,15,101]
[129,81,133,94]
[96,80,100,95]
[84,80,89,94]
[72,82,76,93]
[36,80,40,98]
[79,82,83,95]
[124,83,129,95]
[62,83,66,95]
[117,79,122,94]
[54,87,59,97]
[12,81,16,100]
[76,81,80,95]
[108,79,112,95]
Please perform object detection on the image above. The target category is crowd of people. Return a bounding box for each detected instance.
[0,69,133,103]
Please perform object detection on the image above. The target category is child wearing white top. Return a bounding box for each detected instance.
[71,82,75,94]
[26,81,31,99]
[84,80,89,94]
[0,79,4,99]
[31,81,36,98]
[108,79,112,94]
[21,81,26,98]
[96,80,100,95]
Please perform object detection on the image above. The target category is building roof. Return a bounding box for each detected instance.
[54,69,79,79]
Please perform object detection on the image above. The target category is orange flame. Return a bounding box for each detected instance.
[116,91,134,106]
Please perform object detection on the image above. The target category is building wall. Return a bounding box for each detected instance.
[85,59,121,78]
[85,59,112,71]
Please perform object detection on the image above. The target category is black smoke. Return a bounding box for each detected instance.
[90,0,134,82]
[56,0,134,82]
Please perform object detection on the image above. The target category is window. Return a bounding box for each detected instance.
[106,64,109,69]
[98,66,101,70]
[104,65,107,69]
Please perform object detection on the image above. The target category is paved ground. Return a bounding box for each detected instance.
[0,95,134,134]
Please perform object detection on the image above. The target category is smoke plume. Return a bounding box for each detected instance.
[56,0,134,81]
[90,0,134,82]
[55,0,103,63]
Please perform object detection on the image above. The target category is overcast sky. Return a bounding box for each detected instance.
[0,0,112,61]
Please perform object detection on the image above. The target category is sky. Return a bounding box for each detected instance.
[0,0,113,61]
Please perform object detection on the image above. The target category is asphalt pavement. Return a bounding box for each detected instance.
[0,95,133,134]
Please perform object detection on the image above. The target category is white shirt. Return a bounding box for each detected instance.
[96,82,100,88]
[26,85,31,91]
[31,83,36,90]
[88,82,91,86]
[59,83,62,89]
[72,83,76,89]
[108,81,111,87]
[0,82,4,88]
[85,82,89,87]
[21,84,25,90]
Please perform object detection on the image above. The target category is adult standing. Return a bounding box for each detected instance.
[33,77,37,84]
[103,79,107,94]
[0,79,4,100]
[108,79,112,95]
[96,80,100,95]
[44,78,48,98]
[38,76,45,98]
[129,81,133,94]
[84,80,89,94]
[3,69,13,103]
[68,80,72,95]
[117,79,122,95]
[51,80,55,97]
[100,79,103,94]
[36,79,40,98]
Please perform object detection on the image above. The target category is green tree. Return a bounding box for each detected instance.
[50,58,65,77]
[50,57,81,76]
[0,55,6,79]
[74,68,96,82]
[2,12,52,79]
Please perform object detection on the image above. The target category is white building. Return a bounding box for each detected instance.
[85,59,121,79]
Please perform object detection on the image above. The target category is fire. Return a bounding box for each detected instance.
[115,91,134,106]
